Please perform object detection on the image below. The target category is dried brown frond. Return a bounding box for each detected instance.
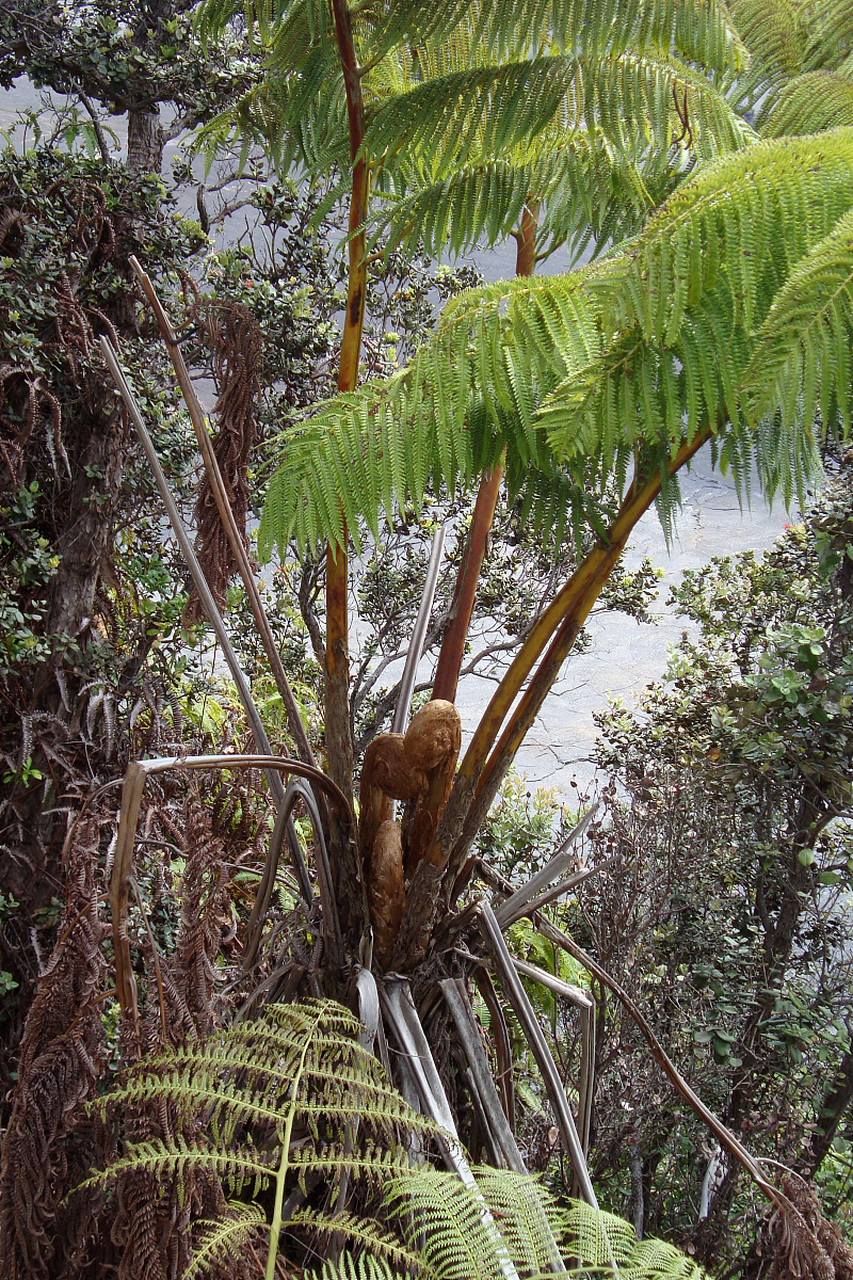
[0,364,62,486]
[171,799,233,1036]
[184,300,262,623]
[0,816,107,1279]
[765,1174,853,1280]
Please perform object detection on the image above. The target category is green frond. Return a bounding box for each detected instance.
[260,129,853,559]
[610,127,853,346]
[366,49,751,196]
[725,0,803,79]
[74,1136,277,1197]
[803,0,853,74]
[186,1206,268,1280]
[364,59,580,178]
[258,261,623,556]
[741,204,853,435]
[80,996,709,1280]
[81,999,439,1182]
[313,1255,400,1280]
[293,1207,426,1276]
[470,1167,567,1276]
[384,1167,513,1280]
[198,0,748,196]
[728,0,853,119]
[362,0,747,74]
[538,128,853,509]
[758,70,853,136]
[553,1200,710,1276]
[371,161,535,259]
[616,1235,709,1278]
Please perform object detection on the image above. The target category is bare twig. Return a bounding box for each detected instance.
[530,912,809,1226]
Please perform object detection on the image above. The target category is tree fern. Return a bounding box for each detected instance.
[259,128,853,559]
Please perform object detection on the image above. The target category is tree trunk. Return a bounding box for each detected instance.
[127,105,164,172]
[45,410,126,646]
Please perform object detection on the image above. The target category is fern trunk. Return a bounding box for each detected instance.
[391,427,712,966]
[325,0,368,815]
[431,200,538,703]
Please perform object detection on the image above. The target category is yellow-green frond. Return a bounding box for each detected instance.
[262,130,853,561]
[725,0,803,78]
[618,128,853,345]
[367,0,747,73]
[186,1206,268,1280]
[803,0,853,74]
[742,203,853,434]
[758,70,853,136]
[539,129,853,508]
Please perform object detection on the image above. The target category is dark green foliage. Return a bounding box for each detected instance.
[0,0,258,169]
[573,461,853,1268]
[0,149,208,1088]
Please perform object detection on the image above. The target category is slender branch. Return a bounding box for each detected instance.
[77,90,114,165]
[128,258,316,772]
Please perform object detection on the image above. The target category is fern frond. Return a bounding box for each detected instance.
[616,1235,709,1278]
[741,203,853,435]
[366,49,751,264]
[185,1205,268,1280]
[384,1166,512,1280]
[257,257,628,556]
[291,1207,427,1275]
[74,1136,277,1196]
[537,128,853,514]
[725,0,803,80]
[313,1255,400,1280]
[259,128,853,558]
[363,0,747,74]
[468,1167,567,1277]
[83,998,711,1280]
[803,0,853,74]
[757,70,853,136]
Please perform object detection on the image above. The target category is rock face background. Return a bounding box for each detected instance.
[0,81,789,801]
